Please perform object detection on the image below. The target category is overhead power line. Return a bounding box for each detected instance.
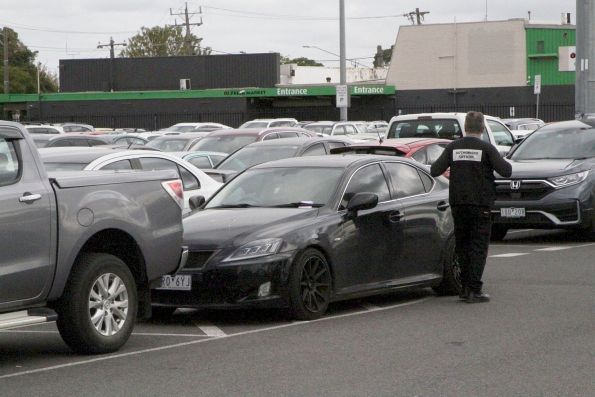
[0,21,136,35]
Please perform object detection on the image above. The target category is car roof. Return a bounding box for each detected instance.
[38,147,118,163]
[242,136,347,148]
[250,154,417,170]
[149,132,210,139]
[390,112,501,122]
[205,127,310,137]
[377,137,451,148]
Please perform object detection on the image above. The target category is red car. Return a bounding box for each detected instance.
[331,137,451,177]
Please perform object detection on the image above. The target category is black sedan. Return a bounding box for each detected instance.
[492,119,595,240]
[152,155,459,319]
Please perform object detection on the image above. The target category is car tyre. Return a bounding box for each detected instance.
[432,238,461,296]
[287,248,332,321]
[56,253,137,354]
[491,225,508,241]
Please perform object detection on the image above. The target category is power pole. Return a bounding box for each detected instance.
[3,27,8,94]
[97,37,126,92]
[339,0,348,121]
[404,8,430,25]
[576,0,595,117]
[170,2,203,56]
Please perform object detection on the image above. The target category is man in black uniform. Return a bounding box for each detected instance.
[431,111,512,303]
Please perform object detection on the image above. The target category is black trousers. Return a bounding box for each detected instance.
[451,205,492,293]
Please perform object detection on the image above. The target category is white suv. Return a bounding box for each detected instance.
[386,112,517,155]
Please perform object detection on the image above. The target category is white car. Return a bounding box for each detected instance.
[39,147,222,213]
[24,124,66,134]
[239,118,298,129]
[501,118,545,140]
[164,122,231,132]
[387,112,517,155]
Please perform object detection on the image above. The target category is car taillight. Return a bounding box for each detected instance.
[162,179,184,210]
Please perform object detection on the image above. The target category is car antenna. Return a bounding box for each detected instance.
[376,128,384,144]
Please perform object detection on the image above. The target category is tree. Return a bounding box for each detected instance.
[120,25,211,57]
[0,27,58,93]
[281,56,323,67]
[373,45,394,68]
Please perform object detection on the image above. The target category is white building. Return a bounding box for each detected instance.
[280,64,387,85]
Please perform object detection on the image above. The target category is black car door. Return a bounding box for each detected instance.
[332,163,402,294]
[382,161,444,279]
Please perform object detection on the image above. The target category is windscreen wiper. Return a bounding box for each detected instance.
[209,203,258,208]
[269,202,324,208]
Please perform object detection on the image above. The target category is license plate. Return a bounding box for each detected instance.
[157,275,192,291]
[500,207,525,218]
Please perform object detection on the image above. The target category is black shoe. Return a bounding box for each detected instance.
[459,286,469,300]
[466,291,490,303]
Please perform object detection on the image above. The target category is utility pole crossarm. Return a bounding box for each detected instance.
[170,2,203,56]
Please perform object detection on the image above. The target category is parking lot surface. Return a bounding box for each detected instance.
[1,229,593,396]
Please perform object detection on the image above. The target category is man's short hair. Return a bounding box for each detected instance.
[465,111,485,134]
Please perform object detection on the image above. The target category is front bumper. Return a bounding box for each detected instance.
[151,251,297,309]
[493,181,594,229]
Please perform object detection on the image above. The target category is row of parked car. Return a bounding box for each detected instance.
[3,113,592,355]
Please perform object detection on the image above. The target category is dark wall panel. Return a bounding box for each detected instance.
[60,53,280,92]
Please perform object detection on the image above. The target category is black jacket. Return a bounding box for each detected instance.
[430,136,512,207]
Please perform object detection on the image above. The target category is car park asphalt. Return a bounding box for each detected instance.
[1,229,593,396]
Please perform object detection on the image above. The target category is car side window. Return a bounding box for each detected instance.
[102,160,133,170]
[340,164,390,210]
[487,120,514,146]
[0,138,20,186]
[278,131,299,138]
[302,143,327,156]
[327,141,348,150]
[344,125,357,135]
[333,126,346,136]
[383,162,426,198]
[177,165,201,190]
[411,148,427,164]
[263,133,279,140]
[425,144,446,164]
[187,156,212,169]
[88,139,106,146]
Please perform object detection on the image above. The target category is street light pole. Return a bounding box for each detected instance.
[339,0,348,121]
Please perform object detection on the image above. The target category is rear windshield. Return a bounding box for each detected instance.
[190,135,258,154]
[388,119,463,140]
[146,138,190,152]
[305,125,332,135]
[217,145,299,173]
[240,122,269,129]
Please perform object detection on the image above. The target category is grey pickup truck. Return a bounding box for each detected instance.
[0,121,186,354]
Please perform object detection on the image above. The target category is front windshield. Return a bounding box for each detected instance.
[240,121,269,129]
[146,138,189,151]
[206,167,343,208]
[190,135,258,153]
[217,145,299,172]
[43,162,87,171]
[511,125,595,160]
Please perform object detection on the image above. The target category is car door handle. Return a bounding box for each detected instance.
[388,211,404,223]
[437,201,450,211]
[19,193,42,203]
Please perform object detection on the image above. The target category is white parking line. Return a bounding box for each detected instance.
[193,322,226,338]
[0,329,212,338]
[489,253,530,258]
[534,246,575,252]
[0,297,431,380]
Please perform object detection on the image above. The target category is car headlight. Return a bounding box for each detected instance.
[548,170,589,188]
[222,238,283,262]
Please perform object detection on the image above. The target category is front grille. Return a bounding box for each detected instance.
[183,251,216,270]
[496,180,555,201]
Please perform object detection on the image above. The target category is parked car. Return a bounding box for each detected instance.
[491,118,595,240]
[366,120,389,135]
[31,133,112,148]
[171,151,229,169]
[0,121,185,354]
[501,118,545,140]
[24,124,66,134]
[145,132,211,152]
[52,122,95,133]
[151,155,459,319]
[386,113,518,155]
[331,137,452,167]
[206,137,354,182]
[38,147,222,213]
[303,121,366,137]
[164,122,231,133]
[239,118,298,128]
[110,134,149,146]
[188,127,315,154]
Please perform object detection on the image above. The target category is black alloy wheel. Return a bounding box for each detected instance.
[288,249,332,320]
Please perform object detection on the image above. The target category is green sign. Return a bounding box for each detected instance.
[0,85,395,104]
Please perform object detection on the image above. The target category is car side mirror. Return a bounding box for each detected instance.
[189,195,205,211]
[346,192,378,217]
[514,137,524,145]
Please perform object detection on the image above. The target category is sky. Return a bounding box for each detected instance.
[1,0,577,75]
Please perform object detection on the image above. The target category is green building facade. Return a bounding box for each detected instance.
[525,26,576,86]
